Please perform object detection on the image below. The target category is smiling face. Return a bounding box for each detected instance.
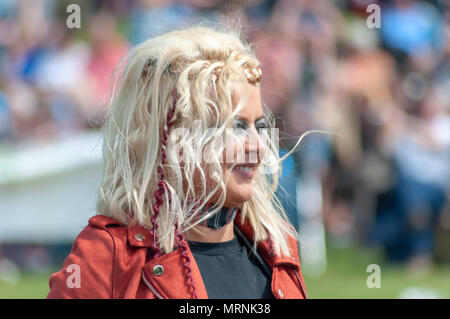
[188,83,268,209]
[219,83,268,207]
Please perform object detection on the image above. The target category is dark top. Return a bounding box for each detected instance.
[188,231,273,299]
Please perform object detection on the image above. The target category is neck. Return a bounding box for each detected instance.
[185,221,235,243]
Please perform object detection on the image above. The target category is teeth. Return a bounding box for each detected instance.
[234,166,253,173]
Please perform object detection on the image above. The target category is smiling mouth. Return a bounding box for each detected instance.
[231,164,257,178]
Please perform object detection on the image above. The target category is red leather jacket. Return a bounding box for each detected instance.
[47,212,308,299]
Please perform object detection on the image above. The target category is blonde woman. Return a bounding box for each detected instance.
[47,26,308,299]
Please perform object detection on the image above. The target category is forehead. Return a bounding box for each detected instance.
[231,83,263,117]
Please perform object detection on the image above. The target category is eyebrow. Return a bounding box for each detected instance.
[236,115,266,122]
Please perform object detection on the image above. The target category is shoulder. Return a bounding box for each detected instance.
[68,215,128,257]
[81,215,133,248]
[88,214,124,229]
[47,215,126,299]
[63,214,125,258]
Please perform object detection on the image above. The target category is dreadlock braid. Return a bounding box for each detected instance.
[174,221,198,299]
[149,86,178,258]
[149,86,198,298]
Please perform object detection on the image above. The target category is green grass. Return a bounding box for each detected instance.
[0,271,54,299]
[304,246,450,298]
[1,246,449,298]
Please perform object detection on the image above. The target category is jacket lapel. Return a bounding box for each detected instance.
[234,210,307,299]
[234,210,301,270]
[127,222,208,299]
[142,244,208,299]
[136,210,304,299]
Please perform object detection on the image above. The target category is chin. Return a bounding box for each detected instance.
[229,186,254,206]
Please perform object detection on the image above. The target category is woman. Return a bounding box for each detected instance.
[47,26,308,299]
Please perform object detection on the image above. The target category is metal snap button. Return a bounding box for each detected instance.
[153,264,164,276]
[278,288,284,298]
[135,233,145,241]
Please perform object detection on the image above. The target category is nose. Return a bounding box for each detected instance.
[245,126,267,164]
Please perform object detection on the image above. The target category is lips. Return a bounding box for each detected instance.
[235,166,253,172]
[231,164,257,178]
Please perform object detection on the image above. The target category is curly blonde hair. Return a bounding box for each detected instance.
[96,25,297,264]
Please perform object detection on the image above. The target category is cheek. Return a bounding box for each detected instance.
[223,137,247,165]
[189,163,216,194]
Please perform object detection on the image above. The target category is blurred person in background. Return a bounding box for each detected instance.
[85,10,129,110]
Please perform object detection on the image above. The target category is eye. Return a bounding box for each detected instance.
[255,118,268,134]
[233,119,248,135]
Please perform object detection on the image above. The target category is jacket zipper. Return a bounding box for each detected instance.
[142,272,165,299]
[290,267,308,299]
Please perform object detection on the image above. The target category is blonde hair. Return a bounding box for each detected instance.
[96,25,298,259]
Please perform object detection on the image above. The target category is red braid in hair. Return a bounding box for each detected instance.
[174,221,198,298]
[149,86,198,299]
[148,88,175,258]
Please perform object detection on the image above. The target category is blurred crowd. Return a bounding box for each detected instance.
[1,0,450,273]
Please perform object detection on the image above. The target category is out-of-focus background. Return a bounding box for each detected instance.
[1,0,449,299]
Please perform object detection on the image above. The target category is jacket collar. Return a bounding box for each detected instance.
[90,213,300,270]
[233,210,300,270]
[124,210,300,269]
